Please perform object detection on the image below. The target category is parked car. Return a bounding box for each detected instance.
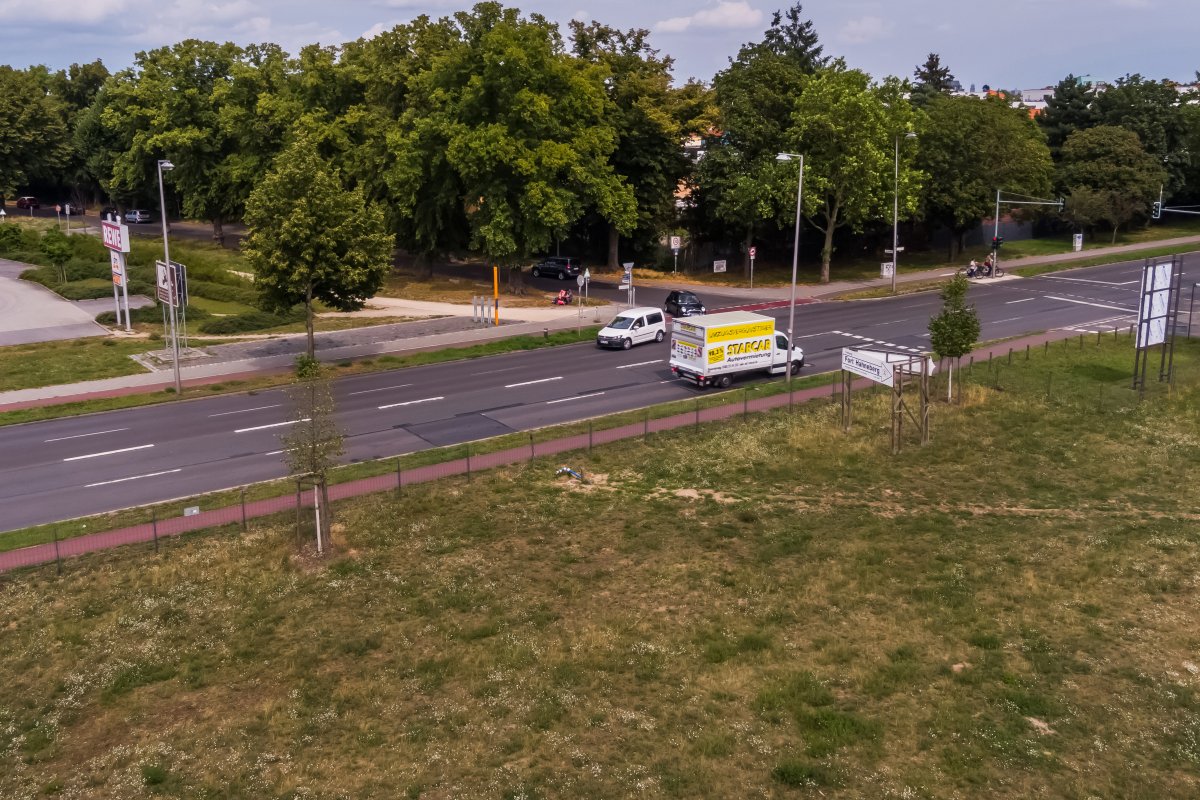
[16,196,39,209]
[663,290,706,317]
[125,209,152,223]
[595,307,666,350]
[100,206,119,220]
[531,256,582,280]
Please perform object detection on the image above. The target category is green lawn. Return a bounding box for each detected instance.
[1,337,1197,798]
[0,338,150,391]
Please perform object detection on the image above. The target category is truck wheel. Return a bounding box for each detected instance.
[558,272,567,280]
[531,266,541,278]
[622,338,632,350]
[716,375,732,389]
[790,360,802,375]
[654,330,664,343]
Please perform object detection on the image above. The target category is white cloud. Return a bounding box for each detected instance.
[655,1,763,34]
[838,15,890,45]
[572,9,589,22]
[0,0,129,24]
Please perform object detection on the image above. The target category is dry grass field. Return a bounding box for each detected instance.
[2,338,1198,798]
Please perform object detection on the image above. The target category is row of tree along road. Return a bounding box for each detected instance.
[2,2,1198,287]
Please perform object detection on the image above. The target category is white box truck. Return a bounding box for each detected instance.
[668,310,804,389]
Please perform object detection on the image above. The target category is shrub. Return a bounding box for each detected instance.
[57,280,119,300]
[95,305,212,326]
[198,307,305,334]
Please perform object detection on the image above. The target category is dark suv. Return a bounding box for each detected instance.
[663,290,706,317]
[531,256,582,280]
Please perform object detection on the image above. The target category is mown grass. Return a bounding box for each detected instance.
[0,338,151,391]
[1,337,1197,797]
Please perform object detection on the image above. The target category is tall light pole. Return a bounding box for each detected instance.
[891,131,917,294]
[157,158,181,396]
[776,152,804,396]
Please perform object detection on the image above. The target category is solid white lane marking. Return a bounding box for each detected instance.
[378,396,443,410]
[547,392,606,405]
[63,443,154,462]
[208,404,282,417]
[1005,297,1036,304]
[1045,296,1135,313]
[86,468,182,488]
[1044,276,1139,286]
[989,316,1027,324]
[347,384,412,396]
[45,427,129,443]
[505,377,563,388]
[234,419,309,433]
[617,359,662,369]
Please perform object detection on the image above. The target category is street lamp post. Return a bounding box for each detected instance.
[891,131,917,294]
[776,152,805,397]
[157,159,181,396]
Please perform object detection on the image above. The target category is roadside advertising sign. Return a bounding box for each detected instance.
[713,259,727,273]
[156,260,176,306]
[110,251,125,287]
[1136,260,1173,349]
[171,261,189,307]
[841,348,937,388]
[101,220,131,253]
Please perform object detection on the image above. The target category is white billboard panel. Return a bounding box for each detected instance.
[1136,261,1173,349]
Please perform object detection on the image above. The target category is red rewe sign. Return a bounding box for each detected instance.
[101,220,131,253]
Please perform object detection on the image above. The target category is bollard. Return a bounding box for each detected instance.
[543,327,549,339]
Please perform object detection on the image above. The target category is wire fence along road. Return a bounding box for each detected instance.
[0,327,1116,575]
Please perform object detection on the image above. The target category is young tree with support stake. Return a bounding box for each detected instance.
[928,274,980,402]
[280,356,344,555]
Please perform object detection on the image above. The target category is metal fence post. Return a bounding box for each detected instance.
[240,487,248,531]
[1008,348,1013,365]
[643,411,649,440]
[588,421,593,453]
[529,433,535,461]
[151,509,159,554]
[1026,344,1030,361]
[466,443,472,482]
[53,526,62,576]
[695,399,700,428]
[295,479,303,546]
[396,459,402,497]
[743,388,748,420]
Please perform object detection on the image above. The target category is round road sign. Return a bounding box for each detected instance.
[576,275,584,288]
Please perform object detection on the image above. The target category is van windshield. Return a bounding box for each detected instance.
[607,316,636,330]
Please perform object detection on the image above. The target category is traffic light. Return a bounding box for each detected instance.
[1152,201,1162,219]
[991,236,1004,250]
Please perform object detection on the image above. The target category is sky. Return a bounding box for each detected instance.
[1,0,1198,90]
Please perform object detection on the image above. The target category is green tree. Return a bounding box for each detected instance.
[280,356,344,555]
[701,3,826,275]
[0,66,69,202]
[1037,74,1097,158]
[917,95,1054,258]
[1058,125,1165,243]
[1093,75,1184,173]
[387,3,634,272]
[788,65,923,283]
[39,228,73,284]
[51,61,111,208]
[243,135,394,359]
[928,274,980,402]
[912,53,955,105]
[571,21,686,267]
[102,40,245,244]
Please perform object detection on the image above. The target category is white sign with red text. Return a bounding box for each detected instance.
[101,220,131,253]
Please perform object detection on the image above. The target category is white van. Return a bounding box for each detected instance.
[596,307,667,350]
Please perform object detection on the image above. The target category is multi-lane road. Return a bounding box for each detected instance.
[0,256,1189,532]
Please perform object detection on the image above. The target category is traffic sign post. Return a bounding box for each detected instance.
[749,246,757,288]
[622,262,634,306]
[670,236,681,275]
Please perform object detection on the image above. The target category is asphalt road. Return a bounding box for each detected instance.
[0,255,1190,532]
